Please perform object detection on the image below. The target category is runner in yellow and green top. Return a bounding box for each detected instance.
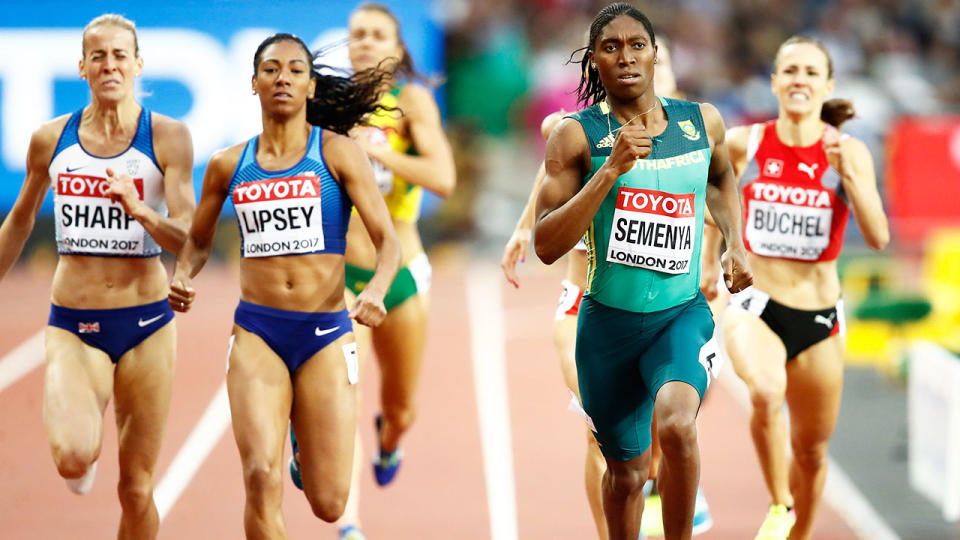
[534,4,752,539]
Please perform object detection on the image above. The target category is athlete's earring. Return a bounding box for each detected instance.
[590,63,596,70]
[654,58,659,64]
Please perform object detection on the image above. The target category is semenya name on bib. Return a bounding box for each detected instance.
[609,187,695,274]
[567,97,711,313]
[739,121,850,262]
[49,108,166,257]
[229,127,351,258]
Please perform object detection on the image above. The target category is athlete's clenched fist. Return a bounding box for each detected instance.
[606,121,653,176]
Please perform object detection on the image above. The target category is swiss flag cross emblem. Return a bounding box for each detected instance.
[763,158,784,177]
[78,322,100,333]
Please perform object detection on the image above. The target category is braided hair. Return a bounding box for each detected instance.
[571,3,656,107]
[253,33,393,135]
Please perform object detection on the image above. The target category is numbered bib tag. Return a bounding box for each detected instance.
[54,173,147,255]
[233,176,325,258]
[370,159,395,195]
[745,182,833,261]
[606,187,695,274]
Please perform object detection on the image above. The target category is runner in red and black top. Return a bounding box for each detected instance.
[705,36,889,540]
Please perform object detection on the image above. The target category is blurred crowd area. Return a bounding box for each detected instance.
[434,0,960,247]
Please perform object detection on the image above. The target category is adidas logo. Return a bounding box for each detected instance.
[596,133,615,149]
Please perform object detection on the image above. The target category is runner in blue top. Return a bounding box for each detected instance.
[168,34,400,537]
[534,4,752,539]
[0,14,195,539]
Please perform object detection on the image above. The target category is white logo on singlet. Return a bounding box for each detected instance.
[596,133,615,149]
[798,162,819,179]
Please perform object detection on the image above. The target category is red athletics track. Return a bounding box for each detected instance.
[0,258,857,539]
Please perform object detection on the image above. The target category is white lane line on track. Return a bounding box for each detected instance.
[0,330,45,393]
[716,365,901,540]
[465,266,519,540]
[155,382,231,521]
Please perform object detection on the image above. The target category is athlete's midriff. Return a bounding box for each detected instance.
[51,255,169,309]
[345,216,424,268]
[240,254,348,313]
[747,252,840,310]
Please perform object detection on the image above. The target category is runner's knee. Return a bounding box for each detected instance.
[52,446,97,479]
[749,384,785,417]
[242,460,282,501]
[656,412,698,458]
[305,488,347,522]
[791,438,829,472]
[604,461,647,498]
[117,474,154,512]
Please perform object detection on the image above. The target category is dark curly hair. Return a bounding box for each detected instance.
[253,33,393,135]
[571,3,656,107]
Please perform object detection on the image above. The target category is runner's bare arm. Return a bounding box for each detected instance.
[502,111,567,287]
[701,103,752,292]
[356,84,455,198]
[823,129,888,250]
[535,115,651,264]
[0,119,64,280]
[329,133,400,327]
[169,145,238,312]
[108,114,196,254]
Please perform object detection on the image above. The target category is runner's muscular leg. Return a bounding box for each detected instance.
[555,314,608,540]
[113,321,175,540]
[292,332,357,522]
[724,309,793,506]
[227,326,293,539]
[43,326,114,479]
[334,290,369,529]
[654,381,702,540]
[784,335,844,540]
[373,294,428,452]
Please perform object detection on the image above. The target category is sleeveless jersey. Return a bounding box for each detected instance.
[363,84,422,223]
[49,108,165,257]
[569,97,711,313]
[740,121,850,262]
[229,127,351,258]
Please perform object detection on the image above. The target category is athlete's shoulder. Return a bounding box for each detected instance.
[149,112,191,141]
[396,82,438,114]
[540,110,568,141]
[28,114,72,164]
[208,142,245,178]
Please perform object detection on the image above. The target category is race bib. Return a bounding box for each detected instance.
[364,128,394,194]
[745,182,832,260]
[55,173,146,255]
[233,176,325,257]
[370,159,394,195]
[606,187,695,274]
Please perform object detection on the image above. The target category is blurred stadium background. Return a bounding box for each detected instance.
[1,1,959,538]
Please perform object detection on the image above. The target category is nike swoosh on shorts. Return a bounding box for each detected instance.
[315,326,340,337]
[138,314,165,327]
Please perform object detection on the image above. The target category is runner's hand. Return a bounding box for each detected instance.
[169,270,196,313]
[350,289,387,327]
[104,167,143,215]
[606,121,653,176]
[822,125,847,177]
[720,248,753,293]
[501,228,531,288]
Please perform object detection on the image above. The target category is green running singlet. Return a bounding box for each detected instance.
[567,97,711,313]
